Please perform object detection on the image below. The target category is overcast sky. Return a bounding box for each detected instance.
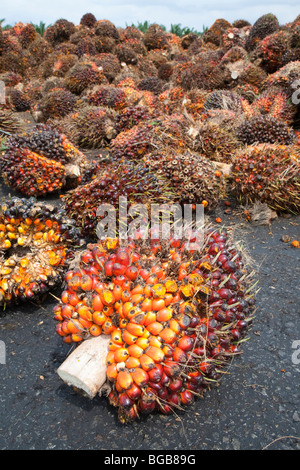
[1,0,299,31]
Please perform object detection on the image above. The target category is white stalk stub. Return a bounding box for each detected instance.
[57,335,110,399]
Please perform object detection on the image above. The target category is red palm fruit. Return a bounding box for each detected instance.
[178,335,194,352]
[131,367,150,387]
[126,322,145,337]
[118,392,134,409]
[140,353,156,371]
[113,274,127,286]
[156,307,173,323]
[90,324,102,336]
[147,364,164,383]
[117,369,133,390]
[138,399,156,414]
[122,329,138,346]
[111,328,123,345]
[145,346,165,363]
[102,319,115,334]
[61,304,74,320]
[92,294,104,312]
[148,336,162,348]
[61,320,71,335]
[125,356,140,369]
[159,327,177,344]
[180,390,194,406]
[94,281,105,294]
[135,337,150,350]
[169,378,183,392]
[113,263,127,277]
[163,360,181,377]
[92,310,106,326]
[63,335,73,344]
[115,248,130,266]
[125,265,138,281]
[121,289,131,303]
[139,268,151,280]
[173,346,188,363]
[168,391,180,407]
[67,275,81,291]
[112,284,123,301]
[143,311,157,326]
[80,275,93,291]
[61,290,70,304]
[56,323,66,337]
[104,260,114,277]
[146,321,163,336]
[199,361,212,374]
[177,313,192,330]
[106,363,118,381]
[69,293,80,307]
[127,344,144,358]
[53,305,63,321]
[126,383,142,401]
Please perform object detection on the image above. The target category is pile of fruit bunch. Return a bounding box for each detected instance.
[61,158,173,239]
[53,228,256,423]
[0,125,88,196]
[231,143,300,214]
[0,197,82,307]
[143,148,227,208]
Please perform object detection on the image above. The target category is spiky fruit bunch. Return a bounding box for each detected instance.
[194,122,241,164]
[235,115,296,145]
[181,32,199,50]
[204,90,249,115]
[1,127,86,196]
[231,143,300,213]
[115,105,156,133]
[7,88,31,111]
[93,53,121,82]
[137,76,165,95]
[61,159,169,238]
[245,13,279,51]
[157,62,173,81]
[254,30,291,73]
[143,24,169,50]
[158,87,186,115]
[232,19,251,28]
[80,13,97,29]
[57,106,117,149]
[143,148,227,208]
[202,18,232,46]
[263,61,300,96]
[88,85,127,110]
[44,19,76,45]
[54,229,255,423]
[249,87,297,124]
[94,20,120,41]
[220,27,246,50]
[119,26,144,41]
[52,54,78,77]
[124,38,147,56]
[18,23,37,48]
[64,61,106,95]
[74,38,97,58]
[114,43,138,65]
[110,114,187,160]
[235,63,268,92]
[0,109,22,136]
[37,87,77,120]
[0,197,81,307]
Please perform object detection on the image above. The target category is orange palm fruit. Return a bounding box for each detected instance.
[100,289,115,306]
[141,297,153,312]
[127,344,144,358]
[148,336,162,348]
[143,311,157,326]
[125,356,140,369]
[159,327,177,344]
[92,310,106,326]
[140,353,156,371]
[122,301,134,317]
[63,335,73,344]
[131,293,144,305]
[102,305,114,317]
[156,307,173,322]
[131,367,150,387]
[131,284,144,295]
[143,284,153,298]
[66,319,84,334]
[152,298,166,311]
[106,350,117,365]
[146,321,164,336]
[121,290,131,303]
[77,305,93,322]
[108,340,122,351]
[61,304,74,320]
[111,328,123,345]
[119,318,128,328]
[78,317,94,329]
[152,283,166,298]
[80,274,93,291]
[112,284,123,301]
[168,318,181,334]
[102,319,115,334]
[117,369,133,390]
[122,329,138,346]
[165,279,178,293]
[135,337,150,350]
[126,322,145,337]
[71,333,83,342]
[92,294,104,312]
[106,363,118,381]
[89,324,102,336]
[145,346,165,363]
[114,347,129,363]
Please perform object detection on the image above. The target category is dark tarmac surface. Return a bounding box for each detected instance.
[0,157,299,451]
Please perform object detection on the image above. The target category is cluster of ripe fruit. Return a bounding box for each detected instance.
[54,227,255,422]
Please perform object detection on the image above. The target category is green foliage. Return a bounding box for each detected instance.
[129,20,207,37]
[0,19,12,30]
[31,21,50,36]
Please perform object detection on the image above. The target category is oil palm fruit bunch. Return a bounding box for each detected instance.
[245,13,279,51]
[64,61,107,95]
[143,148,227,208]
[110,114,187,161]
[93,53,121,82]
[0,125,87,196]
[80,13,97,29]
[253,30,291,73]
[0,109,22,136]
[234,114,296,146]
[114,105,156,133]
[158,87,186,115]
[57,106,117,149]
[44,19,76,45]
[194,122,241,164]
[249,87,297,124]
[203,90,249,115]
[61,159,171,239]
[0,197,81,307]
[7,88,31,112]
[231,143,300,214]
[54,229,255,423]
[94,20,120,42]
[263,61,300,98]
[202,18,232,46]
[88,85,127,110]
[37,87,77,121]
[143,24,169,50]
